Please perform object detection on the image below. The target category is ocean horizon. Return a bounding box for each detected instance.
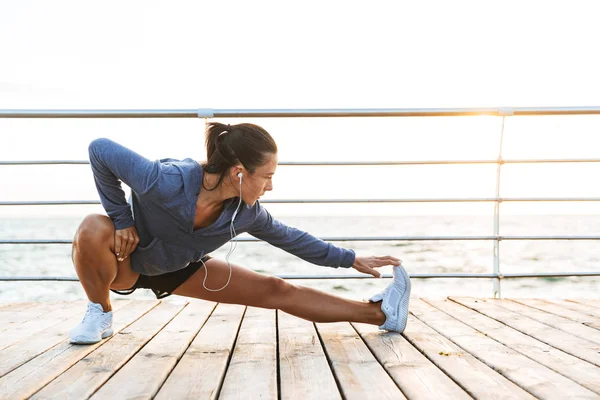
[1,213,599,304]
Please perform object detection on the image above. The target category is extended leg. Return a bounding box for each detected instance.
[173,258,386,325]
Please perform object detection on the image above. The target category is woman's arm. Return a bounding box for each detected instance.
[249,205,356,268]
[88,138,160,230]
[249,204,403,277]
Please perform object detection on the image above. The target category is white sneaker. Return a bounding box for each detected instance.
[70,302,113,344]
[368,265,411,333]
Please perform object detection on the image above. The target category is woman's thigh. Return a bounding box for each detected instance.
[111,256,140,290]
[72,213,140,290]
[172,258,293,309]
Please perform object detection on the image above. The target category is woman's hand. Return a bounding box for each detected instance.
[352,255,402,278]
[114,226,140,262]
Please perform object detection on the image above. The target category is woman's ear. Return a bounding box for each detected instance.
[232,167,244,182]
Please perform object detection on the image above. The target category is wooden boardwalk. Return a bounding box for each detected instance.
[1,297,599,399]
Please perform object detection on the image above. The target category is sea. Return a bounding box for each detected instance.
[2,115,600,303]
[1,214,599,304]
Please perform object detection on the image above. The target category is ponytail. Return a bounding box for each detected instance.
[202,122,277,191]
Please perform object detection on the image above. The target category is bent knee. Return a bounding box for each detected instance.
[74,214,114,247]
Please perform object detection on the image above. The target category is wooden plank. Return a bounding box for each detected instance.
[561,299,600,315]
[219,307,277,399]
[570,299,600,328]
[277,311,341,400]
[498,299,600,349]
[30,301,186,399]
[450,298,600,368]
[89,300,216,400]
[0,300,88,351]
[155,303,246,400]
[560,299,600,316]
[402,313,534,399]
[0,303,49,336]
[433,298,600,395]
[0,301,53,314]
[0,302,38,310]
[573,299,600,309]
[547,299,600,321]
[0,301,76,334]
[315,321,406,400]
[0,300,160,400]
[0,300,131,377]
[410,299,597,399]
[511,298,600,328]
[352,321,471,400]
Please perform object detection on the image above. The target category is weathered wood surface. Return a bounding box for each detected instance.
[0,297,598,399]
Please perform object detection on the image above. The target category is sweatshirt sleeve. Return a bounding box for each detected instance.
[88,138,160,230]
[249,204,356,268]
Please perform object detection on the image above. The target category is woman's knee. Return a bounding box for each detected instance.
[73,214,114,251]
[263,276,295,308]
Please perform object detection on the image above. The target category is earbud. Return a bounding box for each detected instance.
[237,172,242,178]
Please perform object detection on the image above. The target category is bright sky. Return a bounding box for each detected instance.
[2,0,600,216]
[2,0,600,108]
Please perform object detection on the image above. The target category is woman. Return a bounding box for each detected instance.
[70,122,411,344]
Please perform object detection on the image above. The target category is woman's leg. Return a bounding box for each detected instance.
[173,258,386,325]
[72,214,139,312]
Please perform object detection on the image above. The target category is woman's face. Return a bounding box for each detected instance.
[240,152,277,206]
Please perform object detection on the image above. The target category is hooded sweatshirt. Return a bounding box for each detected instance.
[88,138,356,276]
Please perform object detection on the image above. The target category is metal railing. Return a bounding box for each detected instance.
[2,106,600,118]
[2,107,600,298]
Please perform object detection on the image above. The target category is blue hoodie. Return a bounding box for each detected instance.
[88,138,356,276]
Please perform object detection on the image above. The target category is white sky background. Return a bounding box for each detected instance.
[2,0,600,217]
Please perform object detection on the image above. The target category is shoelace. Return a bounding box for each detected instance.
[81,304,105,324]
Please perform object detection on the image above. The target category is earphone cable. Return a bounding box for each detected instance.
[201,175,242,292]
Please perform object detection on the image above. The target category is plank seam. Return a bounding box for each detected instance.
[0,300,132,378]
[212,305,247,400]
[447,297,553,347]
[313,322,345,399]
[276,309,282,400]
[153,301,219,398]
[511,298,600,326]
[487,299,600,367]
[25,300,163,398]
[348,321,410,399]
[416,299,541,398]
[444,298,600,394]
[399,312,478,398]
[86,302,190,399]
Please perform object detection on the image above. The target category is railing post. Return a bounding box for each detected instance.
[493,113,510,298]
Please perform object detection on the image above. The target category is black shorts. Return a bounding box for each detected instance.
[110,255,211,299]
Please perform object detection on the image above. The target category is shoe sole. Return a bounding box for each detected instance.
[394,265,411,333]
[70,328,113,345]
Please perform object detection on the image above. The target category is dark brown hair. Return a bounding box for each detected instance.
[202,122,277,191]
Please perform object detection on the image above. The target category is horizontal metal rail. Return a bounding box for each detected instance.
[2,271,599,282]
[3,235,600,245]
[3,158,600,166]
[2,107,600,293]
[4,197,600,206]
[3,106,600,118]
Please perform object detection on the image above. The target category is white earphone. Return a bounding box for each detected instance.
[201,170,243,292]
